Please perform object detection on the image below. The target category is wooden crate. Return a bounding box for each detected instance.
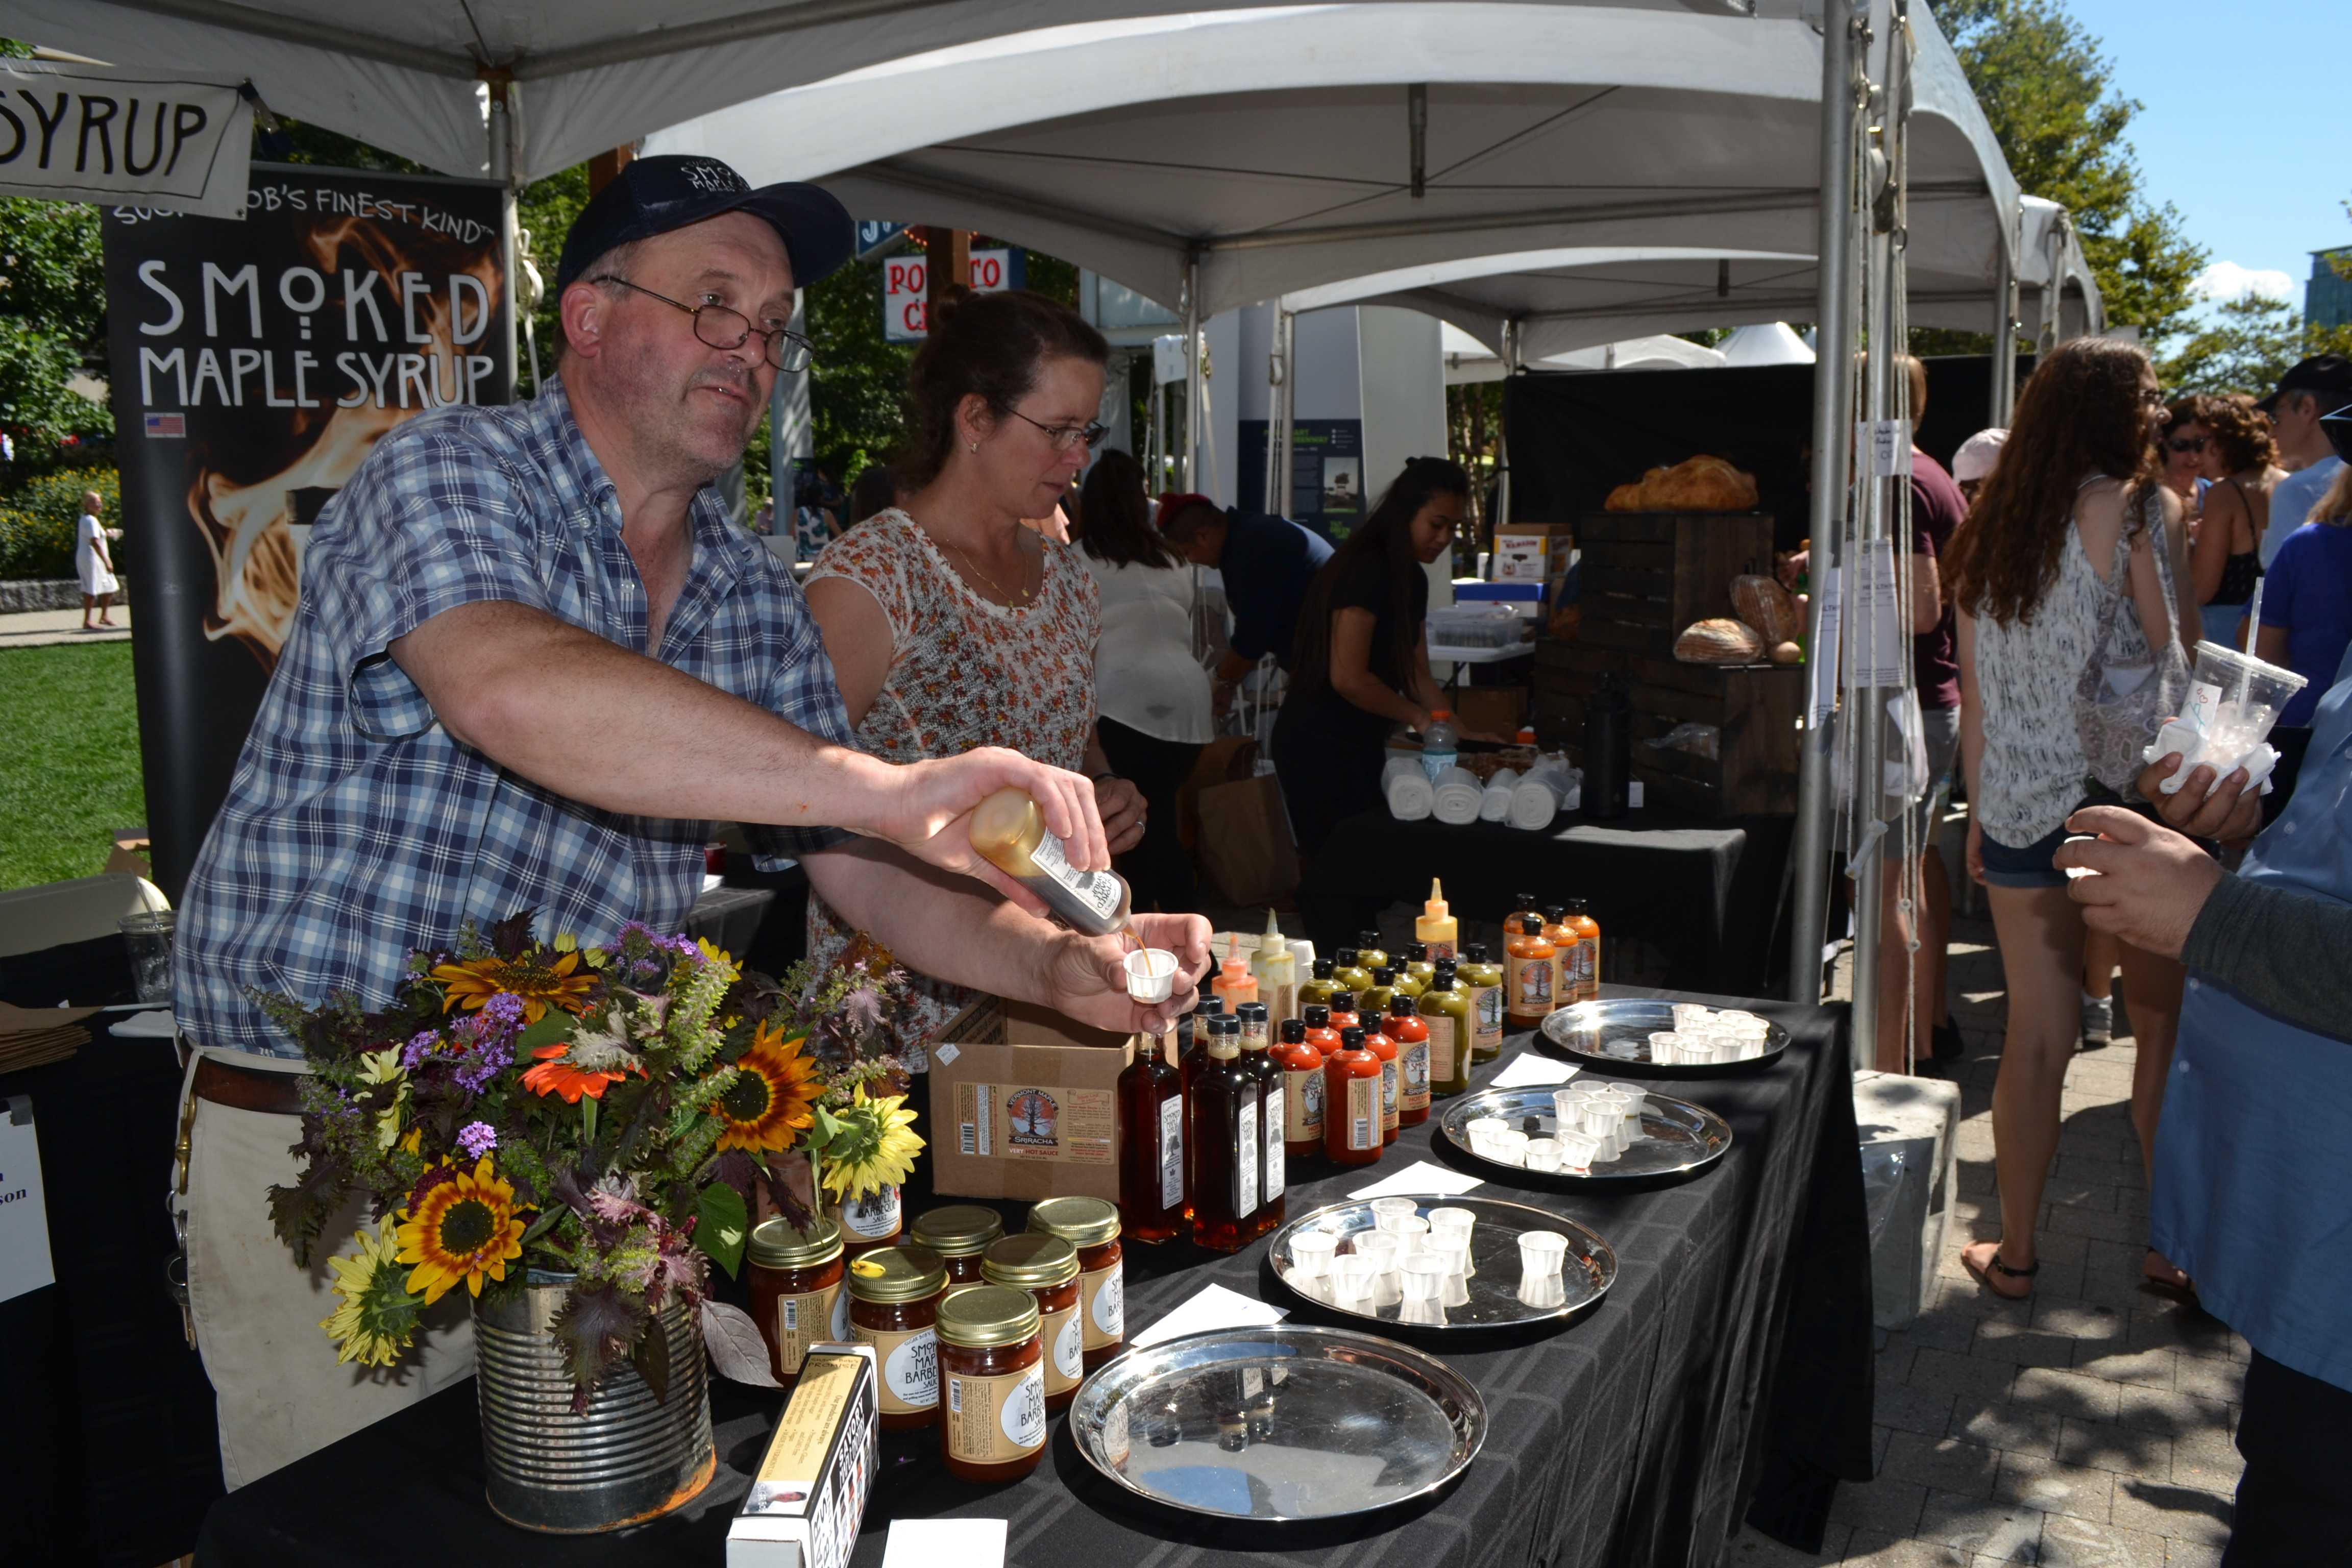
[1531,642,1801,817]
[1575,511,1775,656]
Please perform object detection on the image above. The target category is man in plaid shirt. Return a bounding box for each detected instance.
[170,157,1208,1485]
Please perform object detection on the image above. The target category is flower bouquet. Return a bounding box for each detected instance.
[263,911,923,1411]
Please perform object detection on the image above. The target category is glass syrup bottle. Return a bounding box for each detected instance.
[1188,1014,1261,1254]
[968,787,1134,937]
[1238,1003,1284,1240]
[1321,1026,1383,1167]
[1116,1020,1186,1244]
[1326,989,1360,1037]
[1397,942,1433,997]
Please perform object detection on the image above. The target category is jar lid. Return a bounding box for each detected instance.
[1026,1195,1120,1249]
[846,1243,948,1303]
[746,1215,843,1270]
[908,1204,1005,1258]
[980,1232,1080,1288]
[936,1284,1042,1349]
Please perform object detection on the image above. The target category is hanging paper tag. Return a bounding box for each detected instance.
[1809,564,1843,728]
[1845,542,1906,691]
[1857,419,1915,477]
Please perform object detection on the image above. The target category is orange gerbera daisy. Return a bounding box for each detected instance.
[521,1042,630,1103]
[431,949,596,1024]
[394,1156,527,1305]
[716,1021,823,1153]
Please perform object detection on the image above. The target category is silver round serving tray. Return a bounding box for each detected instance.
[1437,1083,1733,1185]
[1069,1325,1485,1524]
[1539,997,1792,1077]
[1266,1195,1614,1330]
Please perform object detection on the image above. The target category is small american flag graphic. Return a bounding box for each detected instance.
[144,412,186,437]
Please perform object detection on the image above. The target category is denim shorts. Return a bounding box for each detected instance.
[1979,785,2160,889]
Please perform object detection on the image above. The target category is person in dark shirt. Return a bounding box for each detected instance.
[1159,493,1334,707]
[1267,457,1471,877]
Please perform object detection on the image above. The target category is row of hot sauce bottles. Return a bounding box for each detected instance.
[1117,883,1603,1253]
[739,880,1601,1488]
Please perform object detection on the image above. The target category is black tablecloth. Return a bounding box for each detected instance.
[1301,810,1795,996]
[195,986,1870,1568]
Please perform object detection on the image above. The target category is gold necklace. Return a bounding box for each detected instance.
[931,528,1037,606]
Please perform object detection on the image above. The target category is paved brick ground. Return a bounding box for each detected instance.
[1727,914,2246,1567]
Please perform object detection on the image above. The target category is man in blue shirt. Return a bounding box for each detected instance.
[2056,408,2352,1562]
[2255,354,2349,569]
[1159,493,1333,707]
[172,157,1207,1485]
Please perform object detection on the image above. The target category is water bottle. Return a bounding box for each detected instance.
[1584,677,1630,820]
[1419,709,1459,783]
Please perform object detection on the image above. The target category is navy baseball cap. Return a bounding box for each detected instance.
[555,155,853,295]
[2258,353,2352,414]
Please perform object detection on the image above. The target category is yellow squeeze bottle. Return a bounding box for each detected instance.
[1415,878,1459,962]
[1251,910,1298,1024]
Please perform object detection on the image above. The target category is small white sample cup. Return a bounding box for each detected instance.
[1289,1230,1337,1282]
[1123,946,1177,1003]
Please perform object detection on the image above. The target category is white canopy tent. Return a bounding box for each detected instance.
[1441,324,1726,382]
[1719,322,1820,365]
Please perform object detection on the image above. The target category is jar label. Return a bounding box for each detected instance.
[853,1321,939,1414]
[1401,1041,1430,1111]
[1029,828,1126,923]
[1511,954,1552,1010]
[1283,1066,1324,1141]
[1426,1015,1455,1084]
[834,1185,901,1240]
[1345,1076,1378,1151]
[947,1362,1047,1464]
[1262,1088,1285,1202]
[1158,1093,1185,1210]
[774,1282,844,1376]
[1082,1261,1124,1348]
[1471,983,1504,1052]
[1045,1304,1084,1391]
[1235,1101,1259,1217]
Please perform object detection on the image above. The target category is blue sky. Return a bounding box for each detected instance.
[2057,0,2347,315]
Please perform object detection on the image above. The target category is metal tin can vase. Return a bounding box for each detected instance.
[473,1271,716,1533]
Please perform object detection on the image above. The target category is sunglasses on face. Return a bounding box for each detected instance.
[2167,436,2208,454]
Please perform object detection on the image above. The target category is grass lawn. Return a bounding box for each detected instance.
[0,641,148,891]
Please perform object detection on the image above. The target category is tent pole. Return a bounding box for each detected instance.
[1990,210,2015,427]
[1788,0,1865,1004]
[486,75,520,406]
[1182,257,1203,492]
[1271,308,1296,516]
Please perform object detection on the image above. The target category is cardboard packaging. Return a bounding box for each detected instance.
[728,1343,879,1568]
[927,999,1134,1203]
[1490,525,1573,583]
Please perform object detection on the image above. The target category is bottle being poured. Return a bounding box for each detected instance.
[969,786,1138,945]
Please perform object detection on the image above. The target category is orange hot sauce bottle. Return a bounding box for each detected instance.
[1275,1017,1327,1166]
[1321,1026,1383,1166]
[1505,914,1557,1031]
[1565,898,1603,1002]
[1385,994,1432,1128]
[1326,990,1360,1038]
[1359,1011,1400,1144]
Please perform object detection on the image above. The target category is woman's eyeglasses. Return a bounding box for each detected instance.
[1008,409,1109,452]
[2166,436,2208,454]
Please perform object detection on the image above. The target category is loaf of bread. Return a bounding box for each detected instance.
[1769,640,1803,665]
[1674,618,1765,664]
[1730,574,1804,644]
[1604,454,1760,512]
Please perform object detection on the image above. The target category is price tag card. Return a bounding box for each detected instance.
[1347,1160,1485,1200]
[884,1520,1007,1568]
[0,1096,53,1305]
[1132,1284,1288,1348]
[1491,1051,1580,1088]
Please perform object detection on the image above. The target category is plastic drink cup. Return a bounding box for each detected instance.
[1123,947,1177,1004]
[2187,640,2309,746]
[1524,1138,1563,1172]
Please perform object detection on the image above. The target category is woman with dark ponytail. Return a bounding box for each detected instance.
[1270,457,1474,866]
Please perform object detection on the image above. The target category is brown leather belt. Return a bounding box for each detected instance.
[193,1054,309,1117]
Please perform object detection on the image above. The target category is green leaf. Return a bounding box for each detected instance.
[696,1181,749,1280]
[514,1009,574,1054]
[548,1281,647,1412]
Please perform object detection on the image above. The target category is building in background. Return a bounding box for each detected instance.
[2309,249,2352,333]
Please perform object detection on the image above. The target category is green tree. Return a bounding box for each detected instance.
[1920,0,2207,353]
[2162,291,2352,399]
[0,36,110,465]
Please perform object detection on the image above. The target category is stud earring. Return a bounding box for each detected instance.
[969,440,978,454]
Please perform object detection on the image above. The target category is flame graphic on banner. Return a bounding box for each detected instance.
[187,215,501,667]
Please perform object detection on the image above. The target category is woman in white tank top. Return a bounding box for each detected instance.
[1947,339,2200,1302]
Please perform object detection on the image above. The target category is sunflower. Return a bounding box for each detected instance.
[521,1042,631,1103]
[319,1222,420,1367]
[430,949,597,1023]
[819,1082,924,1200]
[716,1021,823,1153]
[394,1156,528,1305]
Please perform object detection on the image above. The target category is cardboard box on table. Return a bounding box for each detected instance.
[927,998,1135,1203]
[1490,524,1573,583]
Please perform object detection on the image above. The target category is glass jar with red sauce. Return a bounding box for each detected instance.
[746,1215,848,1385]
[846,1243,947,1430]
[936,1285,1046,1484]
[980,1233,1084,1412]
[908,1204,1004,1286]
[1025,1196,1123,1370]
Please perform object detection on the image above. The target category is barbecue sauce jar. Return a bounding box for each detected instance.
[746,1215,848,1384]
[936,1285,1047,1484]
[1026,1195,1124,1370]
[980,1233,1085,1412]
[909,1204,1004,1286]
[846,1243,948,1431]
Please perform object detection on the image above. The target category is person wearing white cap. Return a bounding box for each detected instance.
[1950,427,2006,504]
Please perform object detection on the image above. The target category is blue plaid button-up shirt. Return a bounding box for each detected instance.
[175,379,851,1056]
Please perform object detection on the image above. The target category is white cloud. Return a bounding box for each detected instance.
[2193,260,2295,304]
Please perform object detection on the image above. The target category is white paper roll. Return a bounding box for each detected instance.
[1432,765,1484,825]
[1509,766,1577,831]
[1384,755,1435,820]
[1479,767,1519,821]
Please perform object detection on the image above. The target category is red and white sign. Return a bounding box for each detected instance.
[883,248,1012,341]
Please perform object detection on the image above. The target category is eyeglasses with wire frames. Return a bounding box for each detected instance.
[1005,408,1109,452]
[589,276,813,373]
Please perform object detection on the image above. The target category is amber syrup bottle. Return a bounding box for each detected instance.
[1188,1015,1261,1254]
[1275,1018,1326,1168]
[1321,1026,1383,1167]
[1116,1021,1186,1244]
[1360,1010,1400,1145]
[1237,1004,1284,1240]
[1386,994,1432,1128]
[1180,996,1224,1226]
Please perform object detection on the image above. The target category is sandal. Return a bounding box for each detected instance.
[1962,1241,2039,1300]
[2141,1248,2197,1307]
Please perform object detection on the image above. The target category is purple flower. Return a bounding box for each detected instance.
[480,992,527,1034]
[457,1120,498,1159]
[400,1029,439,1071]
[453,1037,513,1094]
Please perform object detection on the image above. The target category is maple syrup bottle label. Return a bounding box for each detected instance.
[1344,1076,1380,1152]
[1157,1095,1185,1210]
[1284,1063,1324,1142]
[1262,1088,1286,1202]
[1235,1100,1260,1217]
[1027,829,1129,925]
